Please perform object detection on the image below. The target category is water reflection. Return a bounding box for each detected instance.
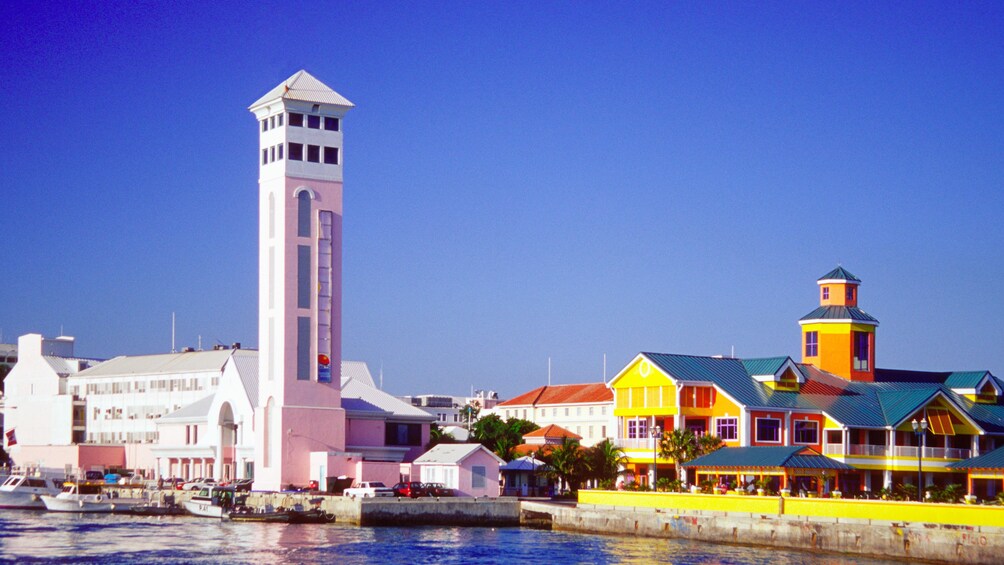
[0,511,903,564]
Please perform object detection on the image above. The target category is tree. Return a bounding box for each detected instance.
[469,414,539,460]
[540,437,587,493]
[659,430,724,485]
[585,439,627,485]
[426,422,456,449]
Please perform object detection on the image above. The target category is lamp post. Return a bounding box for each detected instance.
[911,417,928,502]
[651,425,662,491]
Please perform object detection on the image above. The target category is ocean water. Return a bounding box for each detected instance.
[0,510,903,564]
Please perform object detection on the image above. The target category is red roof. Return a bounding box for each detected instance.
[523,424,581,440]
[498,383,612,407]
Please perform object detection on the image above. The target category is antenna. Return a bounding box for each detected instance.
[379,360,384,390]
[171,312,176,353]
[60,324,64,336]
[198,335,202,351]
[731,345,735,358]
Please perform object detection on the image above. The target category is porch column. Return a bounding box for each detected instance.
[843,428,850,455]
[864,471,872,492]
[834,472,840,491]
[783,413,791,446]
[215,425,224,482]
[883,469,892,490]
[967,474,973,496]
[972,435,980,457]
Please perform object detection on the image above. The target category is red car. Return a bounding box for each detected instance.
[392,481,427,498]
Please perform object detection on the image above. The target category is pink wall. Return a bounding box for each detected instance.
[14,445,125,473]
[456,449,501,497]
[346,418,383,446]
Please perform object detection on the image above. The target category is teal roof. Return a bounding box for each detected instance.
[818,266,860,282]
[741,357,790,377]
[800,306,878,323]
[638,352,998,431]
[684,446,854,470]
[948,446,1004,470]
[944,371,991,389]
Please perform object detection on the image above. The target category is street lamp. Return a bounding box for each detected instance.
[911,417,928,503]
[650,425,662,491]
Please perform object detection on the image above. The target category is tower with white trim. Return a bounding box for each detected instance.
[249,71,353,490]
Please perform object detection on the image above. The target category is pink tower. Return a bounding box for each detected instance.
[249,71,353,490]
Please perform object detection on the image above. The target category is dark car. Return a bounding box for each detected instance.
[231,478,254,492]
[424,483,455,497]
[392,481,428,498]
[84,471,104,482]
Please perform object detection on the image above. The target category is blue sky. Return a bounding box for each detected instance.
[3,2,1002,396]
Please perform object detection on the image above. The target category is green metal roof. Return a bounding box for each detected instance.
[944,371,991,389]
[741,357,790,377]
[684,446,854,470]
[948,446,1004,470]
[818,266,860,282]
[875,388,940,427]
[800,305,879,323]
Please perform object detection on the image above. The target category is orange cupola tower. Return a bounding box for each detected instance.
[798,267,879,381]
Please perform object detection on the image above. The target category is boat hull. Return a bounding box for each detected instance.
[41,495,140,513]
[0,492,48,509]
[183,498,225,518]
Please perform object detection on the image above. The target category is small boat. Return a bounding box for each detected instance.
[183,486,236,518]
[228,506,292,523]
[288,508,336,524]
[0,474,64,509]
[131,494,186,516]
[41,482,143,513]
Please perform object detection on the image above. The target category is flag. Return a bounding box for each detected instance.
[5,429,16,447]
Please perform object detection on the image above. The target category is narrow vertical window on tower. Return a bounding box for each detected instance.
[297,192,311,237]
[324,117,339,131]
[307,144,320,163]
[323,147,339,165]
[297,316,311,380]
[278,113,283,126]
[288,143,303,161]
[297,245,311,308]
[853,332,869,371]
[262,148,268,164]
[805,331,818,357]
[289,112,304,127]
[822,287,829,300]
[846,287,855,301]
[307,115,321,129]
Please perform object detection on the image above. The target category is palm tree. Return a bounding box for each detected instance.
[541,437,585,493]
[659,429,697,484]
[585,439,627,486]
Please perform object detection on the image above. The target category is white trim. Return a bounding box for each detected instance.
[713,416,739,441]
[754,417,783,444]
[792,419,820,445]
[817,279,861,285]
[293,186,316,199]
[798,319,878,326]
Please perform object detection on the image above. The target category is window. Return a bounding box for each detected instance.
[277,143,284,160]
[564,407,569,417]
[588,426,594,437]
[755,418,781,443]
[385,423,421,446]
[822,287,829,300]
[576,407,582,416]
[601,425,606,437]
[270,146,276,162]
[323,146,339,164]
[588,406,594,416]
[793,420,818,444]
[805,331,818,357]
[307,114,321,129]
[278,114,284,127]
[262,148,268,165]
[289,112,304,127]
[307,144,320,163]
[269,116,275,129]
[853,331,869,371]
[296,316,310,380]
[262,119,268,132]
[324,116,340,131]
[297,191,311,237]
[297,244,311,307]
[627,419,649,439]
[716,417,738,441]
[846,287,854,301]
[289,142,304,161]
[472,466,486,488]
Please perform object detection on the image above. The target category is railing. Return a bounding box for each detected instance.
[614,438,658,451]
[892,446,970,460]
[824,444,969,460]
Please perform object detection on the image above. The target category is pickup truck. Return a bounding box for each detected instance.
[342,481,395,499]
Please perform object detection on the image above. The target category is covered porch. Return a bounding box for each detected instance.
[684,446,855,496]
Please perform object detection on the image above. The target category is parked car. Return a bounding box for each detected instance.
[424,483,455,497]
[118,474,145,486]
[104,473,122,485]
[392,481,428,498]
[343,481,395,499]
[84,471,104,482]
[183,478,216,491]
[231,478,254,492]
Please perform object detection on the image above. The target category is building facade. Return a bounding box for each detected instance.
[489,383,614,447]
[608,267,1004,496]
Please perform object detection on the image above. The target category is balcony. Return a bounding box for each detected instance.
[824,443,970,460]
[615,438,659,451]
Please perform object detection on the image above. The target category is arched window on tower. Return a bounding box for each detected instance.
[297,191,311,237]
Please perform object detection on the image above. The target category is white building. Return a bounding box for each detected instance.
[400,390,501,427]
[486,383,615,447]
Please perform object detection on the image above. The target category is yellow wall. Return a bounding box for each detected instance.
[802,322,875,381]
[709,392,742,445]
[612,357,678,417]
[579,490,1004,528]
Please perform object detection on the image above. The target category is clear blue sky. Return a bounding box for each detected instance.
[3,2,1003,396]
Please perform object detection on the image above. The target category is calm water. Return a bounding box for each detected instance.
[0,510,903,564]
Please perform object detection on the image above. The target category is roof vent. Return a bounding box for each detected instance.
[232,342,241,350]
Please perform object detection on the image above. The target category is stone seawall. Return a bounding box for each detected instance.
[522,501,1004,565]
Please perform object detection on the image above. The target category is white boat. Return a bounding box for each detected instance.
[182,486,236,518]
[40,482,143,513]
[0,475,64,509]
